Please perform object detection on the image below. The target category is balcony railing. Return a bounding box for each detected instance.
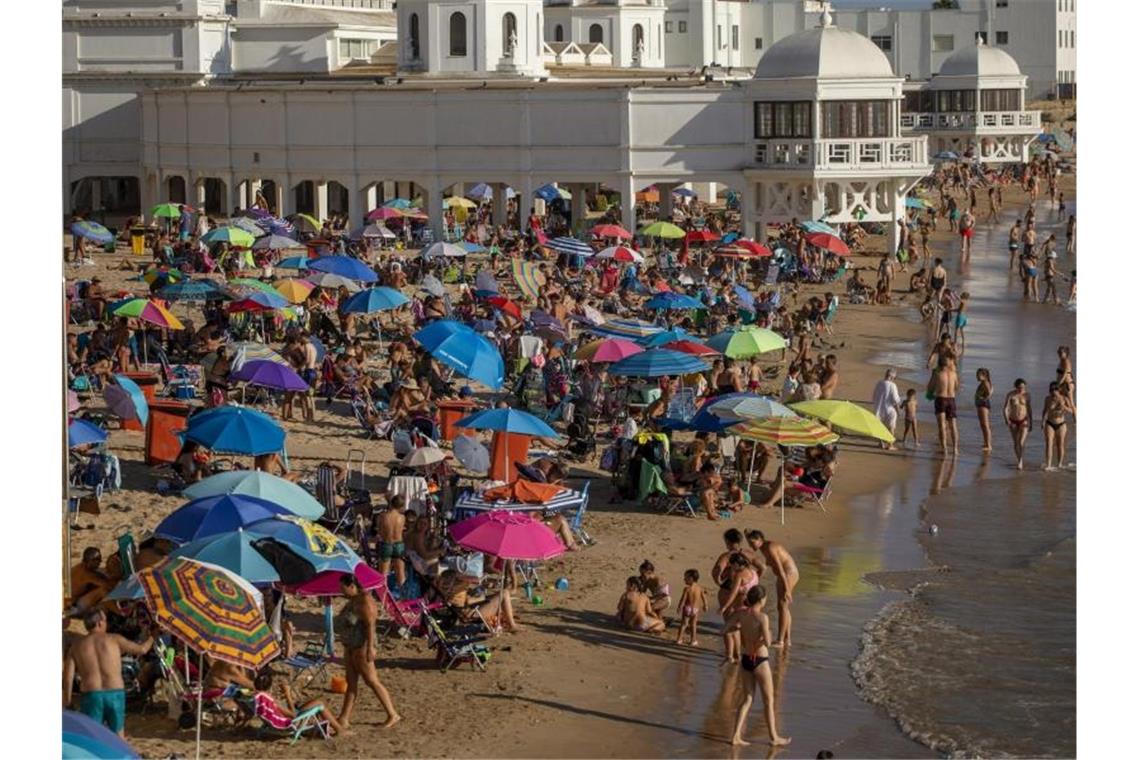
[275,0,391,9]
[753,137,928,171]
[900,111,1041,131]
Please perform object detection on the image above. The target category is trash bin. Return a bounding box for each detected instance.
[130,226,146,255]
[437,399,477,442]
[146,400,192,465]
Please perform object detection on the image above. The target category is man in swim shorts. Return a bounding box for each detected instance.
[726,586,790,748]
[64,609,154,737]
[376,496,408,588]
[928,355,960,455]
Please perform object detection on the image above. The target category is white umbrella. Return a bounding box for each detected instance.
[402,446,447,468]
[422,242,468,259]
[307,272,362,292]
[453,434,490,475]
[420,274,445,297]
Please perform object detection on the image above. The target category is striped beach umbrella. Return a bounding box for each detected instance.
[588,318,664,340]
[800,220,839,236]
[111,298,184,330]
[729,416,839,446]
[230,341,288,371]
[608,348,710,378]
[511,259,546,300]
[138,557,279,669]
[595,245,644,263]
[545,237,594,257]
[704,393,796,423]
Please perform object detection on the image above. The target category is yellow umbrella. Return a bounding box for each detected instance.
[444,196,477,209]
[273,278,314,304]
[789,400,895,444]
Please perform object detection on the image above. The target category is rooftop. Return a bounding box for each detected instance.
[753,10,895,81]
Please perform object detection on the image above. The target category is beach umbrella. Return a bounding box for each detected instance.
[201,226,255,248]
[733,284,756,310]
[663,340,719,357]
[104,374,149,427]
[288,213,321,233]
[155,494,293,544]
[735,239,773,256]
[420,274,445,298]
[444,195,477,209]
[63,710,140,759]
[143,266,182,287]
[574,338,644,363]
[461,241,487,254]
[227,277,279,296]
[905,197,931,210]
[704,393,796,422]
[685,229,720,244]
[400,207,429,220]
[276,255,311,270]
[730,415,840,523]
[608,348,709,378]
[252,234,304,250]
[637,327,694,348]
[534,183,570,203]
[706,327,787,358]
[455,407,559,438]
[449,510,565,561]
[595,245,644,263]
[588,318,664,340]
[645,292,706,310]
[70,221,114,244]
[273,278,314,304]
[422,241,468,259]
[308,255,378,282]
[159,279,231,302]
[112,298,185,330]
[805,232,850,256]
[799,220,838,236]
[545,237,594,257]
[932,150,960,161]
[246,516,358,573]
[482,480,568,505]
[183,471,323,520]
[413,320,504,389]
[283,562,385,597]
[590,223,632,239]
[403,446,449,468]
[510,259,546,301]
[350,222,396,241]
[639,221,686,239]
[307,272,362,292]
[789,399,895,444]
[485,295,523,320]
[151,203,184,220]
[340,286,410,314]
[367,207,405,221]
[229,341,288,371]
[229,217,265,236]
[169,529,287,585]
[68,419,107,448]
[383,198,413,209]
[673,187,698,198]
[228,291,291,313]
[231,358,308,392]
[453,434,491,475]
[182,405,286,455]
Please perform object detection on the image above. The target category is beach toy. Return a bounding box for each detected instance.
[555,577,570,591]
[531,594,544,606]
[330,676,347,694]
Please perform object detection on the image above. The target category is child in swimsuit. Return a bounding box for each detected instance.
[902,388,920,448]
[675,569,708,647]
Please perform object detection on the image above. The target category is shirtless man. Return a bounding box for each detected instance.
[1003,379,1033,470]
[376,496,407,587]
[819,355,839,400]
[1008,219,1023,270]
[928,355,960,455]
[64,610,154,736]
[746,530,799,649]
[725,586,791,748]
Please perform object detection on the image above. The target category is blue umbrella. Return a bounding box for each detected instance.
[637,327,695,348]
[413,320,505,390]
[534,183,563,203]
[247,516,360,573]
[308,255,378,283]
[672,187,698,198]
[645,292,706,310]
[169,529,283,584]
[721,231,740,244]
[340,287,410,314]
[454,407,559,438]
[70,221,114,244]
[461,241,487,253]
[104,374,149,426]
[154,493,293,544]
[680,406,737,433]
[466,182,493,202]
[182,470,324,520]
[545,237,593,257]
[64,710,140,759]
[182,406,286,455]
[732,284,756,309]
[800,220,839,236]
[608,348,710,378]
[905,197,929,210]
[587,318,664,340]
[159,279,231,302]
[276,256,311,270]
[384,198,413,209]
[933,150,960,161]
[68,419,107,448]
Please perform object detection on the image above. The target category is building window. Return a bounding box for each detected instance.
[980,88,1020,111]
[449,12,467,56]
[755,37,763,50]
[502,12,517,56]
[665,21,673,33]
[871,35,892,52]
[821,101,890,139]
[996,31,1008,44]
[717,25,723,49]
[633,24,644,54]
[679,21,687,33]
[933,34,954,52]
[589,23,604,44]
[1071,30,1075,47]
[997,0,1008,6]
[976,31,987,44]
[754,101,813,139]
[554,24,563,43]
[935,89,977,113]
[1058,30,1063,47]
[339,38,377,62]
[732,25,739,51]
[409,14,420,58]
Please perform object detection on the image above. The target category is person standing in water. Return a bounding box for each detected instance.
[928,355,960,456]
[1041,381,1075,471]
[974,367,993,453]
[745,530,799,649]
[1003,379,1033,471]
[726,586,791,748]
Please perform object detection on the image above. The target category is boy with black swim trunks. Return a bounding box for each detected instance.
[726,586,790,748]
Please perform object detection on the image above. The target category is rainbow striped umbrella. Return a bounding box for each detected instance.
[138,557,279,669]
[511,259,546,300]
[111,298,185,330]
[729,416,839,446]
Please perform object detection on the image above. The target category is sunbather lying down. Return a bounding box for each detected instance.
[433,569,520,633]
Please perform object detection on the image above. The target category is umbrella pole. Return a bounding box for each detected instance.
[324,598,335,657]
[780,452,786,526]
[195,651,204,760]
[745,443,758,492]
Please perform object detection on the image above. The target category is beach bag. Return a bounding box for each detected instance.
[392,429,414,457]
[452,553,484,579]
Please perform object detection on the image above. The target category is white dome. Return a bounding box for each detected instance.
[938,38,1022,77]
[753,11,895,80]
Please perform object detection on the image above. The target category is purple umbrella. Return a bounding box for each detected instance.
[231,359,309,392]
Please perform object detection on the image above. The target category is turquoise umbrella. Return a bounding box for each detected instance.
[182,470,324,520]
[104,374,149,426]
[169,529,282,584]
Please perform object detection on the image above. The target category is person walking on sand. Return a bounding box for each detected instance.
[336,574,401,730]
[974,367,994,453]
[958,208,975,257]
[745,530,799,649]
[1003,379,1033,470]
[63,610,155,737]
[1041,382,1075,471]
[871,368,902,450]
[928,355,960,455]
[725,586,791,748]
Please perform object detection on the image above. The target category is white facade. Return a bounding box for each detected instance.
[545,1,666,68]
[398,0,548,77]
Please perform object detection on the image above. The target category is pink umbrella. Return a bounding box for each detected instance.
[68,389,81,413]
[576,337,644,363]
[367,207,404,222]
[282,562,385,597]
[448,510,565,561]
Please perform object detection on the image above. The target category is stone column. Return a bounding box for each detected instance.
[364,183,378,216]
[620,175,637,234]
[347,176,364,228]
[425,177,444,241]
[90,178,103,216]
[740,180,757,240]
[659,182,675,222]
[519,177,535,235]
[569,183,587,233]
[492,182,508,227]
[315,180,329,222]
[236,181,248,212]
[887,180,905,254]
[194,176,207,210]
[220,174,233,216]
[273,181,285,218]
[282,176,296,217]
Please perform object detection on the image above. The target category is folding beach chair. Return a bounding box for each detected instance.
[421,608,491,673]
[568,479,595,546]
[244,691,330,744]
[376,583,442,639]
[280,641,330,695]
[638,460,697,517]
[789,474,833,513]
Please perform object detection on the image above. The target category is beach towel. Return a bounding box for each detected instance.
[387,475,431,516]
[518,335,545,361]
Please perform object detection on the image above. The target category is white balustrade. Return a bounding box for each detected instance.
[900,111,1041,132]
[752,137,928,170]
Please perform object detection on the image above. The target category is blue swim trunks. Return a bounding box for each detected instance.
[80,689,126,734]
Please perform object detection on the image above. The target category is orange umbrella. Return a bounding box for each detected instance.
[483,480,567,504]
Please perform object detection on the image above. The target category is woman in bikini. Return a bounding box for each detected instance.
[1041,382,1075,471]
[718,553,760,664]
[974,367,993,453]
[616,576,665,633]
[1056,345,1076,417]
[1003,379,1033,471]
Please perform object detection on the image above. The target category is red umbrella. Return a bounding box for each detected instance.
[366,207,404,222]
[486,295,522,320]
[713,243,761,258]
[737,239,773,256]
[663,340,720,357]
[590,223,632,239]
[805,232,850,256]
[685,229,719,244]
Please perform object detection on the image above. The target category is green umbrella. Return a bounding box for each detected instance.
[228,277,279,296]
[151,203,183,219]
[202,226,256,248]
[639,221,686,239]
[706,326,787,359]
[289,213,321,233]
